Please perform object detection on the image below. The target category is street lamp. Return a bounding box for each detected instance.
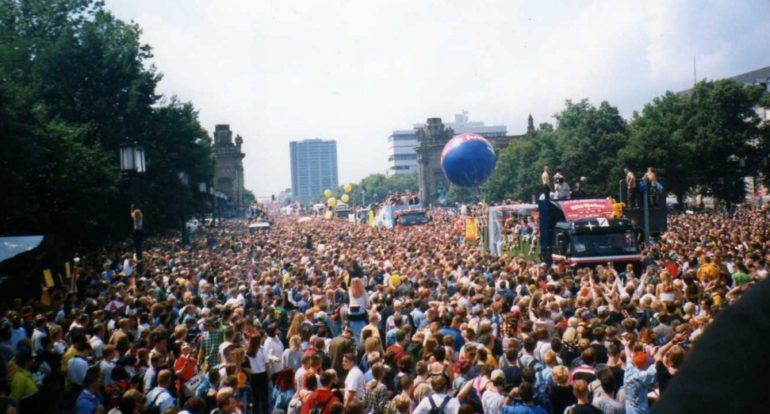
[217,191,225,222]
[120,138,146,259]
[198,183,207,223]
[178,172,189,244]
[119,139,146,204]
[209,187,216,225]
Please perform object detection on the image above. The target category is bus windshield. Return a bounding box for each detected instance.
[397,212,428,226]
[571,231,637,256]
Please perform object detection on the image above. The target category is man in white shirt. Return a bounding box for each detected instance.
[413,375,460,414]
[89,324,106,359]
[342,353,365,407]
[31,315,48,355]
[481,370,506,414]
[263,324,285,372]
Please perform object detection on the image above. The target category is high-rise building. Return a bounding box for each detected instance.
[290,139,338,204]
[387,130,419,175]
[388,111,508,175]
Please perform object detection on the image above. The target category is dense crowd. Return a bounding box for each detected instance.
[0,204,768,414]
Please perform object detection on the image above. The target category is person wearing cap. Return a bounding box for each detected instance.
[481,369,507,414]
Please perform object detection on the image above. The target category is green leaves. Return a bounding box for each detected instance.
[0,0,214,244]
[485,81,767,205]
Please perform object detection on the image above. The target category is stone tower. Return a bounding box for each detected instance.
[415,118,454,206]
[212,124,245,215]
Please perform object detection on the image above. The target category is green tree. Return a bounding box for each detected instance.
[0,0,215,243]
[622,80,765,203]
[555,99,629,196]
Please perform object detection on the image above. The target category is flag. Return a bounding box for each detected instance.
[43,269,54,288]
[465,217,479,242]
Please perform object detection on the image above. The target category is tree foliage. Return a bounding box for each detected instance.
[340,172,419,205]
[484,84,768,204]
[0,0,214,244]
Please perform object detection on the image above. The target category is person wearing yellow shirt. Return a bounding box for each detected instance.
[9,352,38,412]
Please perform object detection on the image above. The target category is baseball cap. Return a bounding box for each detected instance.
[491,369,506,382]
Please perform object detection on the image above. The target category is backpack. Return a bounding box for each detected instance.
[427,395,450,414]
[528,358,546,377]
[310,394,334,414]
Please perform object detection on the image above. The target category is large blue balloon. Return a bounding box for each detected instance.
[440,133,497,187]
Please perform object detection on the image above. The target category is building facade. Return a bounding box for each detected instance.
[388,111,508,176]
[415,118,455,206]
[387,130,419,175]
[212,124,245,215]
[290,139,339,204]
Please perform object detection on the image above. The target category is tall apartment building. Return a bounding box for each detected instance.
[290,139,339,204]
[387,130,419,175]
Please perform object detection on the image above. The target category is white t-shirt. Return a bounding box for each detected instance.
[481,389,504,414]
[413,393,460,414]
[264,336,285,371]
[247,348,268,374]
[344,366,366,401]
[349,292,369,309]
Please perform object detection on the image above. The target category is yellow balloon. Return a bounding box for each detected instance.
[343,184,352,193]
[327,197,337,207]
[324,189,332,198]
[340,194,349,203]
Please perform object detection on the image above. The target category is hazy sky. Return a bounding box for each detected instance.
[104,0,770,197]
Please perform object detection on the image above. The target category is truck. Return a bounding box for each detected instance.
[539,198,643,267]
[373,203,427,229]
[394,208,429,228]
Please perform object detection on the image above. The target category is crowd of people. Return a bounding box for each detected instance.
[0,201,768,414]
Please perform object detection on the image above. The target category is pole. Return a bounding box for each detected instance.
[642,185,650,244]
[618,179,624,204]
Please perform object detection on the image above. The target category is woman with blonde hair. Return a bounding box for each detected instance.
[348,277,368,342]
[282,335,303,372]
[348,278,368,309]
[286,313,306,340]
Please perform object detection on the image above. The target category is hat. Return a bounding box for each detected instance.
[491,369,506,382]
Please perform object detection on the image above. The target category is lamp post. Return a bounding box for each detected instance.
[217,191,226,222]
[209,186,216,225]
[198,182,207,223]
[178,172,189,244]
[119,139,146,206]
[120,139,146,259]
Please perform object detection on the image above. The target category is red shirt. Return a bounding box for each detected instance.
[387,343,405,364]
[301,389,339,414]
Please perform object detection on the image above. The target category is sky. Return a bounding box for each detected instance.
[103,0,770,197]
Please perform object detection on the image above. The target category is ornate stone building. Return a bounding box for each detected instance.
[212,124,245,214]
[415,118,455,206]
[415,116,531,205]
